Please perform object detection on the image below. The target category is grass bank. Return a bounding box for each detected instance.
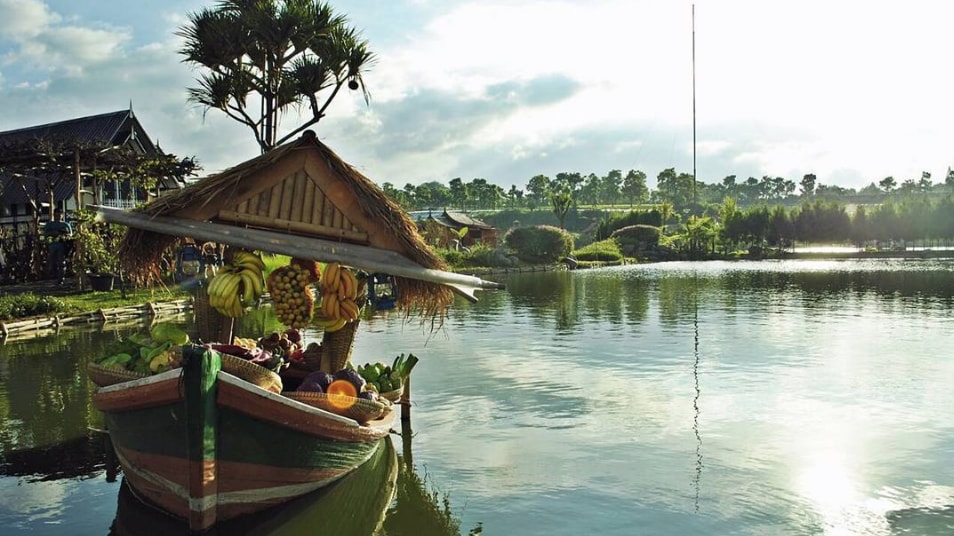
[0,285,192,321]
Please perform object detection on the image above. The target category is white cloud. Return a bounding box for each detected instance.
[2,0,954,188]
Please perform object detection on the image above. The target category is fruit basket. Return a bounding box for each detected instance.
[320,318,358,372]
[282,391,390,424]
[87,362,149,387]
[219,353,283,394]
[378,386,403,403]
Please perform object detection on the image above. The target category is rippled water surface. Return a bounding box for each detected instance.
[2,259,954,535]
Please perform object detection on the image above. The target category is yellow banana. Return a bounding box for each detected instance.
[322,292,339,319]
[232,292,247,317]
[206,276,222,307]
[313,313,338,329]
[338,267,353,299]
[325,317,348,332]
[332,295,342,320]
[324,262,339,291]
[230,290,245,317]
[234,250,266,272]
[344,268,358,300]
[223,291,244,318]
[339,297,359,321]
[239,270,256,305]
[206,271,229,305]
[210,272,234,308]
[247,268,265,299]
[223,271,243,299]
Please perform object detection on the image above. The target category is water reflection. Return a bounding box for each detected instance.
[487,259,954,334]
[0,314,477,535]
[2,259,954,535]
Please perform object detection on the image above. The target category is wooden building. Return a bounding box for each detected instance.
[411,208,499,249]
[0,108,184,230]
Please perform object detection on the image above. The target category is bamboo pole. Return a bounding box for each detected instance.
[400,376,411,422]
[93,205,504,301]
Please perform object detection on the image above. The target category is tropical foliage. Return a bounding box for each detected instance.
[178,0,374,152]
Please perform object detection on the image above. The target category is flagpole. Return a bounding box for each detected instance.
[692,3,697,207]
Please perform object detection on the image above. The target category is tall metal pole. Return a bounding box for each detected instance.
[692,4,697,208]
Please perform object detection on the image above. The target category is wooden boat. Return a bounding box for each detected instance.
[93,345,395,531]
[109,432,399,536]
[88,131,502,532]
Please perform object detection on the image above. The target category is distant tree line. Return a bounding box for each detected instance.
[381,165,954,259]
[599,196,954,258]
[381,166,954,215]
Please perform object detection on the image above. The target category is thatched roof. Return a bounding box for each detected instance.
[120,130,453,314]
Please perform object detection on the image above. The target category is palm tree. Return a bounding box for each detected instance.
[178,0,374,153]
[550,190,573,229]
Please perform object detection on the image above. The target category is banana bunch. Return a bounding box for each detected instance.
[318,262,362,323]
[233,337,259,351]
[266,262,316,329]
[313,313,348,333]
[206,250,266,318]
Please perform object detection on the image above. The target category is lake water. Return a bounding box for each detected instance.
[1,259,953,535]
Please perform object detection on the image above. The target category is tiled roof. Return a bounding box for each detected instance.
[407,209,494,230]
[0,110,178,207]
[443,210,492,229]
[0,110,133,146]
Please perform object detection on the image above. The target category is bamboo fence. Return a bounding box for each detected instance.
[0,298,193,342]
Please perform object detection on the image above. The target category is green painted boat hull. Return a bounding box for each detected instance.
[94,346,395,531]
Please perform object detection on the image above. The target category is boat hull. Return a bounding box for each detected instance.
[93,348,395,531]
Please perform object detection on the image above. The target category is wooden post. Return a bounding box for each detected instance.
[74,148,82,211]
[400,376,411,422]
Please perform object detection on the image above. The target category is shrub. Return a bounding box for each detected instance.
[434,248,464,267]
[74,208,124,275]
[572,238,623,262]
[503,225,573,264]
[460,243,498,267]
[611,224,661,249]
[0,293,69,321]
[595,209,663,240]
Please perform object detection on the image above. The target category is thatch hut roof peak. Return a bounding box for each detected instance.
[119,132,459,314]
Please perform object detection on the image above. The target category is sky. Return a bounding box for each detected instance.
[1,0,954,192]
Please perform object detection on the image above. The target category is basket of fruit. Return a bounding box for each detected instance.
[356,353,418,403]
[286,368,390,423]
[87,362,149,387]
[378,387,404,403]
[87,325,188,387]
[283,391,389,424]
[320,318,359,372]
[208,344,284,394]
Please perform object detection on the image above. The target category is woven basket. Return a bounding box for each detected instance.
[378,386,404,403]
[87,362,149,387]
[220,353,283,394]
[320,319,359,372]
[302,347,323,372]
[194,289,234,344]
[283,391,390,423]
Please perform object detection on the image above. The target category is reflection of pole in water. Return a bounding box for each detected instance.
[100,428,119,483]
[691,4,703,511]
[692,273,703,512]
